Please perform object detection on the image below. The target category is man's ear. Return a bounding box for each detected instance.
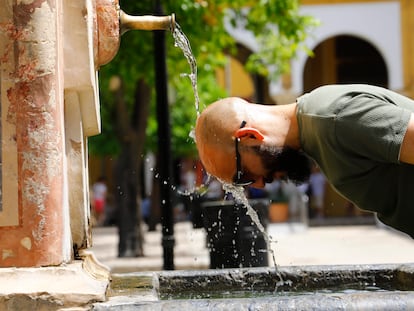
[234,127,265,141]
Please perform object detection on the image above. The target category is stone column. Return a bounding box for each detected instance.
[0,0,71,266]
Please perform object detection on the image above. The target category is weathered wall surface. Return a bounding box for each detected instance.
[0,0,68,267]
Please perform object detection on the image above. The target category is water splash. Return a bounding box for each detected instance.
[171,23,282,281]
[221,181,285,287]
[173,23,201,117]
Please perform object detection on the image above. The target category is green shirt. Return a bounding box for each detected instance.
[297,84,414,237]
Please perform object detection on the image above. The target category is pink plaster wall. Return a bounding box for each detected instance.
[0,0,65,267]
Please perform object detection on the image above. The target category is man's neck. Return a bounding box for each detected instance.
[273,103,301,149]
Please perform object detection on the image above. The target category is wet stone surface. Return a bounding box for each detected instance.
[157,264,414,296]
[95,291,414,310]
[94,264,414,310]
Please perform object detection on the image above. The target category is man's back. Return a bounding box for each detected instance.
[296,84,414,237]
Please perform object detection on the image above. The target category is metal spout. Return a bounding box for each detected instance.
[120,11,175,34]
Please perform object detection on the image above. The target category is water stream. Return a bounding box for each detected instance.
[172,24,281,279]
[222,182,283,285]
[172,24,201,117]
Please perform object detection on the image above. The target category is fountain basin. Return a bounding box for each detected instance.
[95,263,414,310]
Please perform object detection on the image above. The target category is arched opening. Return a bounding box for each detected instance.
[303,35,388,221]
[303,35,388,93]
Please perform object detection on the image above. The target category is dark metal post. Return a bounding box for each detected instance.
[153,0,175,270]
[254,74,265,104]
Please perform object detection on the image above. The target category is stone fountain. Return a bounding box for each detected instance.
[0,0,173,308]
[94,263,414,309]
[1,0,414,309]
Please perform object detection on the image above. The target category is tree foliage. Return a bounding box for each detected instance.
[89,0,317,158]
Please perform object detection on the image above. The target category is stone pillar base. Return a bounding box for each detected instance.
[0,252,109,310]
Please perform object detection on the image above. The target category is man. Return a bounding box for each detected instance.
[195,84,414,238]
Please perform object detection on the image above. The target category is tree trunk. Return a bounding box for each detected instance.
[111,77,151,257]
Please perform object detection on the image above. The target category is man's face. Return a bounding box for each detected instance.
[232,144,311,188]
[199,141,311,189]
[252,145,311,185]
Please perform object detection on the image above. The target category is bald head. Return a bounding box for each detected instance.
[195,98,248,145]
[195,97,250,181]
[195,97,304,186]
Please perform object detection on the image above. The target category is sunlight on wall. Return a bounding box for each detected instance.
[216,56,254,99]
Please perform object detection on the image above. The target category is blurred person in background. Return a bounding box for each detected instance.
[92,176,108,226]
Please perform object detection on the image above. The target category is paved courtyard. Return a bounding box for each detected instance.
[91,221,414,273]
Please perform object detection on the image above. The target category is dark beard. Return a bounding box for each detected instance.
[252,145,311,184]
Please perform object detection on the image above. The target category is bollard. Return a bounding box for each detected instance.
[202,200,269,269]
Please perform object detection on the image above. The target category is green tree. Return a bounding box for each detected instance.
[91,0,317,157]
[89,0,317,256]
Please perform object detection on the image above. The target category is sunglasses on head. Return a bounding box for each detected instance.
[232,120,254,187]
